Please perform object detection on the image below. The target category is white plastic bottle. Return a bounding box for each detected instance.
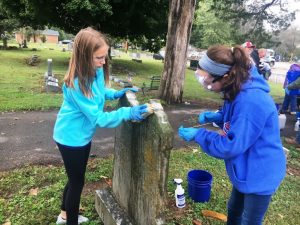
[173,178,186,208]
[278,113,286,130]
[295,117,300,131]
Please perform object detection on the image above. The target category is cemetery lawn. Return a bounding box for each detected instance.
[0,42,284,111]
[0,147,299,225]
[0,44,296,224]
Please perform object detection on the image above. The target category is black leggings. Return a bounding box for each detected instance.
[57,142,91,225]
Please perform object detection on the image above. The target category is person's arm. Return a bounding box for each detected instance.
[287,77,300,90]
[194,102,267,160]
[67,86,132,128]
[105,87,139,100]
[104,87,117,100]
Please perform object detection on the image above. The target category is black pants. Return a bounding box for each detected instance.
[57,142,91,225]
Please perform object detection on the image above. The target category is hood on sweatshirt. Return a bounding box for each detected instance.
[289,63,300,72]
[241,66,270,93]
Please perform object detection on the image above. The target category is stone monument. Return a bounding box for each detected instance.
[95,92,173,225]
[44,59,60,93]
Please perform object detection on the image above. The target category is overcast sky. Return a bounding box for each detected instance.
[263,0,300,29]
[286,0,300,27]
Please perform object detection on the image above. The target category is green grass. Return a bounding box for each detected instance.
[0,43,69,111]
[0,43,297,225]
[0,42,285,111]
[0,148,299,225]
[0,157,113,225]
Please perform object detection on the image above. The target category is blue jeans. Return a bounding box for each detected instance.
[227,187,272,225]
[281,93,297,112]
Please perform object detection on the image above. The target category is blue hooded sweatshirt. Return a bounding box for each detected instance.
[53,68,132,147]
[195,66,286,195]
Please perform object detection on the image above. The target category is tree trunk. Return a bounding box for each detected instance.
[158,0,196,104]
[3,38,8,49]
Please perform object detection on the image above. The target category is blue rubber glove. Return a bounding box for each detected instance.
[130,104,148,121]
[178,126,199,142]
[285,87,290,95]
[114,88,139,98]
[198,111,223,124]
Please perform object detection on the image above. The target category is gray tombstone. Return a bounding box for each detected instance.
[44,58,60,93]
[47,59,53,76]
[95,94,173,225]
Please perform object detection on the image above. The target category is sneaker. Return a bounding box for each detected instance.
[291,111,297,115]
[56,215,89,224]
[78,215,89,224]
[56,215,66,225]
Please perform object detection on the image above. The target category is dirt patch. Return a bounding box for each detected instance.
[82,180,108,195]
[287,164,300,177]
[165,197,198,225]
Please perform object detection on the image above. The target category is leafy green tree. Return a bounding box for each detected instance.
[0,6,19,49]
[191,0,295,48]
[190,1,235,48]
[273,26,300,61]
[211,0,295,45]
[0,0,169,52]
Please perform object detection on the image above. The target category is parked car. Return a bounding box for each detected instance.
[61,39,72,44]
[262,49,275,67]
[153,52,164,60]
[187,50,206,60]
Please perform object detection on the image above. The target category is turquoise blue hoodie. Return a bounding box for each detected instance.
[195,67,286,195]
[53,68,132,147]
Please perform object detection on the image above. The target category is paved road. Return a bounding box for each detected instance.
[0,102,296,171]
[0,61,297,171]
[268,61,291,84]
[0,104,210,171]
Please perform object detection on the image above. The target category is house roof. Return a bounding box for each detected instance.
[42,29,59,36]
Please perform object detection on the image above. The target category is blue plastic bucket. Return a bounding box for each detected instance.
[187,170,213,202]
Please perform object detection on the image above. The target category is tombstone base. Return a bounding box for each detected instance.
[45,84,60,93]
[132,58,142,63]
[95,188,133,225]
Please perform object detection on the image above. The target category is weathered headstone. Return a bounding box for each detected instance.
[131,53,142,63]
[47,59,53,76]
[44,59,60,93]
[95,93,173,225]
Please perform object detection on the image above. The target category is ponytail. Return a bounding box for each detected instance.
[222,46,251,100]
[207,45,251,101]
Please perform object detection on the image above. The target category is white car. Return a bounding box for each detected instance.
[262,49,275,67]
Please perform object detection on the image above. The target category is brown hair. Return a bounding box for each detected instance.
[64,27,110,97]
[207,45,251,101]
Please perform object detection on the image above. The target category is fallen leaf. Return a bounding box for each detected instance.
[100,175,112,186]
[29,188,39,196]
[192,219,202,225]
[202,210,227,222]
[105,179,112,186]
[79,204,85,212]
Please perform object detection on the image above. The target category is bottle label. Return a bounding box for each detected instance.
[177,194,186,207]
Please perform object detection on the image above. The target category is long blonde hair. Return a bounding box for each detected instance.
[64,27,110,97]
